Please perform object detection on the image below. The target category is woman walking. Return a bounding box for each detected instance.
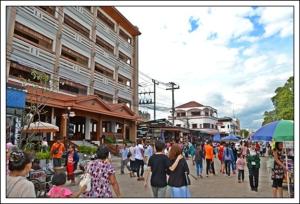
[193,143,204,178]
[246,142,261,192]
[272,142,287,197]
[167,144,191,198]
[83,145,121,198]
[223,143,234,176]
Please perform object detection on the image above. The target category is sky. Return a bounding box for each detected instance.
[117,6,294,131]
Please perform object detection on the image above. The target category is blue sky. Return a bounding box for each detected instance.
[117,6,294,131]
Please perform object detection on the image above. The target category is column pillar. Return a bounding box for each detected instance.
[97,117,103,144]
[88,6,98,95]
[129,121,137,142]
[131,35,139,113]
[52,7,64,91]
[50,107,57,141]
[60,114,68,139]
[6,7,17,81]
[85,117,91,140]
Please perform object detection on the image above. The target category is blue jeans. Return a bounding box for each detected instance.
[170,186,191,198]
[195,161,203,176]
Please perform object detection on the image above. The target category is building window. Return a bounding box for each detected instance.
[118,74,131,87]
[200,124,203,129]
[119,29,132,44]
[64,14,90,38]
[61,45,89,67]
[205,111,209,116]
[59,78,87,95]
[38,6,56,16]
[95,63,114,79]
[97,10,115,31]
[203,123,210,129]
[96,36,114,55]
[9,61,50,86]
[119,51,131,65]
[14,22,53,51]
[176,124,181,127]
[176,113,180,117]
[191,111,200,116]
[211,124,214,129]
[227,124,230,128]
[94,89,113,103]
[181,112,186,117]
[221,125,225,128]
[192,124,197,129]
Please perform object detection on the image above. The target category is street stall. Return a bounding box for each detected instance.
[251,120,294,197]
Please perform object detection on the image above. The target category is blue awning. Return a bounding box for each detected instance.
[6,87,27,109]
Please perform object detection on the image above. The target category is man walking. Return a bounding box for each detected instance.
[50,137,65,168]
[120,143,131,174]
[204,140,215,177]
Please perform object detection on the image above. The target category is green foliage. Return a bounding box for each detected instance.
[105,136,116,144]
[263,76,294,125]
[240,129,250,138]
[35,151,51,160]
[78,145,97,154]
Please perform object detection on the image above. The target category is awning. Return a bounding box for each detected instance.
[22,121,59,133]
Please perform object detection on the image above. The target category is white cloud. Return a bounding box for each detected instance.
[258,7,293,38]
[117,7,293,129]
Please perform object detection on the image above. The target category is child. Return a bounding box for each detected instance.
[236,153,246,183]
[47,172,86,198]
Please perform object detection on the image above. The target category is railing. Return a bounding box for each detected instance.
[59,58,91,86]
[12,37,55,65]
[64,7,93,27]
[17,7,58,31]
[118,36,133,56]
[62,25,92,51]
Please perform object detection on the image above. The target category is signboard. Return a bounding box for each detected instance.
[6,88,26,109]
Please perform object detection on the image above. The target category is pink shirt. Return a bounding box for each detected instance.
[236,158,246,170]
[47,186,72,198]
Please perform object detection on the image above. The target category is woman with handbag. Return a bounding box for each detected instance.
[83,145,121,198]
[167,144,191,198]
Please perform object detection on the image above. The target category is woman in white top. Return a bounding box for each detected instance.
[7,150,36,198]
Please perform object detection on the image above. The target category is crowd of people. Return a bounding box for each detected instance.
[5,135,290,198]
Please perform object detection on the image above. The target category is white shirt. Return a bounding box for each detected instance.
[129,146,136,161]
[134,144,144,160]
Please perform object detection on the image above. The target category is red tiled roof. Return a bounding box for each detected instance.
[176,101,204,108]
[25,86,138,120]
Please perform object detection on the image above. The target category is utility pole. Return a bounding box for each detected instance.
[152,79,159,120]
[166,82,180,125]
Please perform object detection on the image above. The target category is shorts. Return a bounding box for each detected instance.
[272,178,283,188]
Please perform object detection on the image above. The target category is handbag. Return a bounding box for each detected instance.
[79,173,92,192]
[184,172,191,185]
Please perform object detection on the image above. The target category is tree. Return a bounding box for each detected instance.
[240,129,249,138]
[262,76,294,125]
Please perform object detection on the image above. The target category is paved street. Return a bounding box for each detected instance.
[65,155,291,198]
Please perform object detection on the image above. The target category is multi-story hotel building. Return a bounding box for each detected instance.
[217,117,241,136]
[172,101,219,135]
[6,6,141,145]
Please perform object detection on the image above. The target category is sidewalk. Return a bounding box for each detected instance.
[64,155,290,198]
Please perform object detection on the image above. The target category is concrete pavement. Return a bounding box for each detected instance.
[65,155,290,198]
